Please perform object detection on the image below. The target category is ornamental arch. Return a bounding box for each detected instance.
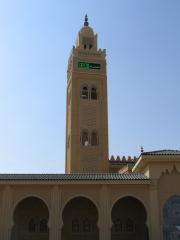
[11,196,49,240]
[163,195,180,240]
[62,196,99,240]
[111,196,149,240]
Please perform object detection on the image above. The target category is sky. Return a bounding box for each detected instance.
[0,0,180,173]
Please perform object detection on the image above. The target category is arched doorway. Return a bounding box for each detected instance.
[11,196,49,240]
[111,196,149,240]
[62,196,99,240]
[163,195,180,240]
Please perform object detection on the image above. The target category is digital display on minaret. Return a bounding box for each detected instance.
[78,62,101,69]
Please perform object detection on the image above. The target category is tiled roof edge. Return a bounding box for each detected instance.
[142,149,180,156]
[0,173,149,181]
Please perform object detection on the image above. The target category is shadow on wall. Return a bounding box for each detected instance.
[11,196,49,240]
[62,196,99,240]
[111,196,149,240]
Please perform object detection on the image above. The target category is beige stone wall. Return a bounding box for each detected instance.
[0,180,153,240]
[132,154,180,239]
[0,174,180,240]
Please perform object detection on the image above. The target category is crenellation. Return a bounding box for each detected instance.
[109,155,137,162]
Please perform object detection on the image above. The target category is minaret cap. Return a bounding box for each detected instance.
[84,14,89,26]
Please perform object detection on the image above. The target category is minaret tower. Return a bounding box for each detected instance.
[65,15,108,173]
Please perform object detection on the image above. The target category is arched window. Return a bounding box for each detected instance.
[111,197,148,240]
[40,219,48,233]
[84,44,87,50]
[72,219,79,233]
[83,218,91,232]
[126,218,134,232]
[62,197,99,239]
[89,44,92,49]
[114,218,122,232]
[163,195,180,240]
[82,130,89,146]
[28,218,36,232]
[91,87,97,100]
[12,197,49,240]
[91,131,98,146]
[81,86,88,99]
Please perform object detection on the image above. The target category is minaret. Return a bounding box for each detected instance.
[65,15,109,173]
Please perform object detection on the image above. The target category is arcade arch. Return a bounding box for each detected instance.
[62,196,99,240]
[11,196,49,240]
[111,196,149,240]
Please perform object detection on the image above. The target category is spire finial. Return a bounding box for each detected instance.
[84,14,89,27]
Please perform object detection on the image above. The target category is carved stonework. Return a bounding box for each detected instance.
[172,165,179,174]
[161,165,179,177]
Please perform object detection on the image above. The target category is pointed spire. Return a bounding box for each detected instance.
[84,14,89,27]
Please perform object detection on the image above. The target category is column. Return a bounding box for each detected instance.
[99,184,111,240]
[1,185,13,240]
[49,185,62,240]
[149,179,161,240]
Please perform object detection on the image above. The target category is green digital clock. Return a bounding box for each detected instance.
[78,62,101,70]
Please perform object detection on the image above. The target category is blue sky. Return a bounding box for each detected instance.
[0,0,180,173]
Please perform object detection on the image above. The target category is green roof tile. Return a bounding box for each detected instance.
[142,149,180,156]
[0,173,149,181]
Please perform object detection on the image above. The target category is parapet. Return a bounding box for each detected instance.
[109,155,137,163]
[109,156,138,173]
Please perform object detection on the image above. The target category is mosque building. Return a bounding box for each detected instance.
[0,15,180,240]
